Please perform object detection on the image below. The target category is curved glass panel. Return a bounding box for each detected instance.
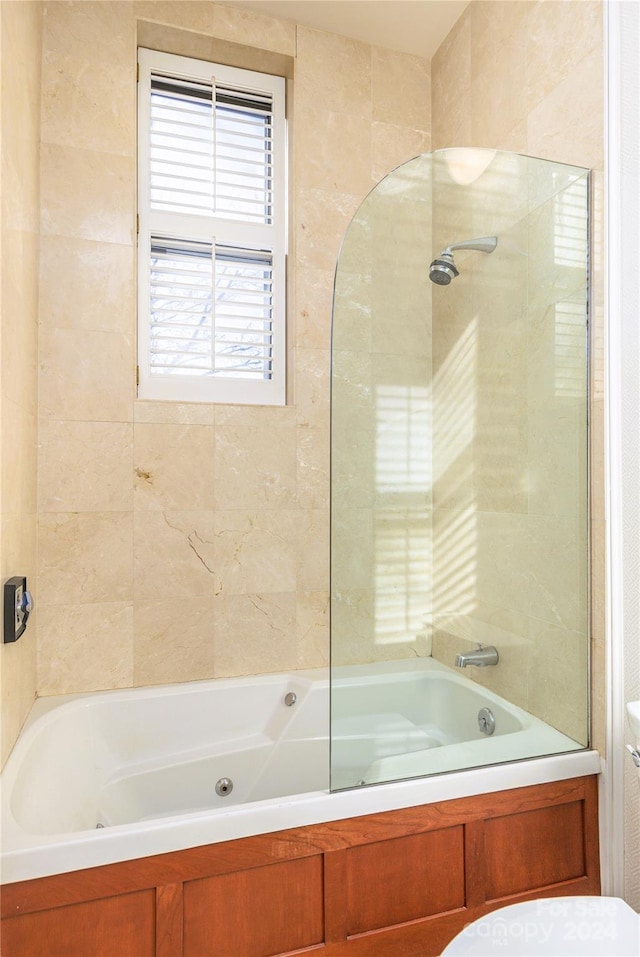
[330,148,590,791]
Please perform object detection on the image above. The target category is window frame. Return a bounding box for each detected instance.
[137,47,287,406]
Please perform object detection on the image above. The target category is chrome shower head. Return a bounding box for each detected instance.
[428,254,459,286]
[429,236,498,285]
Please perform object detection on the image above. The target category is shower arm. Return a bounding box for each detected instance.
[442,236,498,256]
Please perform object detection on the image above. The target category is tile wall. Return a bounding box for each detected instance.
[34,0,431,699]
[331,156,434,665]
[430,0,605,747]
[0,0,43,766]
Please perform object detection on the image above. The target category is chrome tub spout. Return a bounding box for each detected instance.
[455,644,499,668]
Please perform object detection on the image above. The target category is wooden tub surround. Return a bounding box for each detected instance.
[1,775,600,957]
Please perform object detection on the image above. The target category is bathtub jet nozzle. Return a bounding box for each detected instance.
[455,643,499,668]
[215,777,234,797]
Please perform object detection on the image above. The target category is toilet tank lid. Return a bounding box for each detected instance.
[440,896,640,957]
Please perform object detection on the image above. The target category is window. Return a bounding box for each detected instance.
[137,49,286,405]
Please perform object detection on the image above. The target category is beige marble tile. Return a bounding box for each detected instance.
[135,1,214,34]
[214,508,297,595]
[134,423,214,510]
[432,443,473,512]
[332,587,393,665]
[2,0,42,116]
[331,507,373,592]
[446,510,530,618]
[431,13,471,151]
[295,267,334,352]
[296,427,329,510]
[296,26,370,118]
[332,427,375,510]
[133,596,215,685]
[528,405,583,517]
[41,48,135,154]
[295,508,329,593]
[39,327,134,423]
[37,601,134,695]
[212,1,296,55]
[331,269,372,354]
[213,423,296,509]
[40,143,135,245]
[331,350,372,435]
[213,592,297,676]
[526,47,604,170]
[527,514,587,633]
[44,1,135,70]
[135,400,214,425]
[371,265,431,359]
[296,591,329,669]
[295,107,371,195]
[213,403,296,429]
[1,400,37,517]
[296,187,361,273]
[432,111,471,155]
[528,618,589,744]
[1,514,37,585]
[2,234,39,415]
[527,302,588,417]
[2,12,42,226]
[334,193,374,277]
[3,142,41,235]
[372,46,430,130]
[526,0,603,113]
[38,511,133,604]
[38,420,133,512]
[39,236,135,335]
[470,25,527,151]
[470,0,528,79]
[295,348,330,430]
[371,122,431,185]
[134,509,215,600]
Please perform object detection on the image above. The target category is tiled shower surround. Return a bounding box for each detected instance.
[0,1,604,768]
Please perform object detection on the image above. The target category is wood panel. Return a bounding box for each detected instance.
[346,826,465,935]
[0,890,155,957]
[156,883,183,957]
[484,799,586,900]
[0,777,595,920]
[182,855,324,957]
[0,776,600,957]
[324,851,348,943]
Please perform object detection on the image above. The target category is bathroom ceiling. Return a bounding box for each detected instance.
[220,1,471,58]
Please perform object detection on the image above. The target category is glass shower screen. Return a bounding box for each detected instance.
[330,149,590,791]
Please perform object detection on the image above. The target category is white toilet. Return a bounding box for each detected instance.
[440,896,640,956]
[444,703,640,955]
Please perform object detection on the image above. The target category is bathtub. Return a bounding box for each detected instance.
[0,657,600,885]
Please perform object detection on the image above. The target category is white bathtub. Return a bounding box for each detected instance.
[0,658,600,885]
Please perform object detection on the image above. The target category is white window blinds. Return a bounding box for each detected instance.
[138,49,286,405]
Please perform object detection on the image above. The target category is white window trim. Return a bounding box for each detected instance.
[137,48,287,406]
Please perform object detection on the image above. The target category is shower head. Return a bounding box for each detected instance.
[429,254,459,285]
[429,235,498,285]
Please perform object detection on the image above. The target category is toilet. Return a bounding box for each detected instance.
[440,896,640,956]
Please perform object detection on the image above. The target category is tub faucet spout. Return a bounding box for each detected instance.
[455,644,499,668]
